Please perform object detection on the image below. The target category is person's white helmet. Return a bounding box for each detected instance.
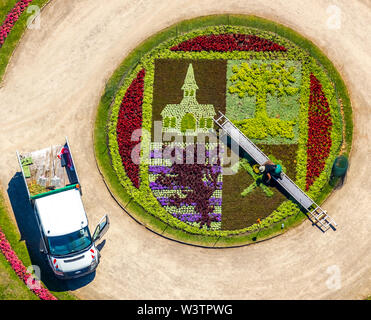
[259,165,265,173]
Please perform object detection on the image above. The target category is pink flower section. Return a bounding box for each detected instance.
[0,0,33,48]
[0,227,57,300]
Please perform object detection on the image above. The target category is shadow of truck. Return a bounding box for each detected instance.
[7,172,95,293]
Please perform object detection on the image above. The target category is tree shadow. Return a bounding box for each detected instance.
[7,172,95,292]
[330,172,347,190]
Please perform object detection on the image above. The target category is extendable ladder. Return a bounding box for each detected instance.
[214,112,337,232]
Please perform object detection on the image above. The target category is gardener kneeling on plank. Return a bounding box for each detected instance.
[259,160,283,183]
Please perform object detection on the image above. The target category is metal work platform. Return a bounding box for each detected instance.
[214,112,337,232]
[16,137,80,200]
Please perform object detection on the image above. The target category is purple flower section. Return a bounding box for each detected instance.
[150,181,222,190]
[149,152,223,227]
[149,182,182,190]
[157,197,222,207]
[150,164,222,175]
[210,197,222,206]
[171,212,222,223]
[149,166,171,174]
[203,181,223,189]
[150,150,162,159]
[211,166,222,174]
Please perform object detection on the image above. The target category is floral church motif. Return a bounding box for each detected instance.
[161,63,216,135]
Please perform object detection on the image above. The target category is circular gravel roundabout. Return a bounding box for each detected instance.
[96,15,352,247]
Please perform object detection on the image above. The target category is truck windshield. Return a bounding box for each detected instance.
[47,227,92,256]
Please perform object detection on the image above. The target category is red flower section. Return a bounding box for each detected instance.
[170,34,287,52]
[116,69,145,189]
[305,74,333,190]
[0,0,33,48]
[0,227,57,300]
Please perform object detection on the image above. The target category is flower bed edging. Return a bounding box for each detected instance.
[0,227,57,300]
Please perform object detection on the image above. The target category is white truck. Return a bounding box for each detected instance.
[16,137,109,279]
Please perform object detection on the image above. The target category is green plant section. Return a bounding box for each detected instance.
[227,15,352,156]
[0,0,51,82]
[227,59,301,144]
[95,15,353,247]
[180,113,196,132]
[234,116,295,140]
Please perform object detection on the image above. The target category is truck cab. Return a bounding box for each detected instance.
[17,138,109,279]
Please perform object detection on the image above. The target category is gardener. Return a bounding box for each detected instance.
[259,160,283,183]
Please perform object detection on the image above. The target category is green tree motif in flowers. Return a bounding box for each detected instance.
[229,61,298,140]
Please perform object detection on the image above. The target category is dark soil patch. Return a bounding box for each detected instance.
[221,144,298,230]
[258,144,298,180]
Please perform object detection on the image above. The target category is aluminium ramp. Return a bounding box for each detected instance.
[214,112,337,231]
[215,115,269,165]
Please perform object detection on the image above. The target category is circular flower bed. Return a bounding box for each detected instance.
[98,16,352,245]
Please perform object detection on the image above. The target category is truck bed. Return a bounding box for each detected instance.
[17,141,79,198]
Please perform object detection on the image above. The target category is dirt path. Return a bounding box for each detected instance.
[0,0,370,299]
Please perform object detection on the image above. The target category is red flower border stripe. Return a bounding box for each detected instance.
[116,69,145,189]
[0,0,33,48]
[305,74,333,190]
[170,34,287,52]
[0,227,57,300]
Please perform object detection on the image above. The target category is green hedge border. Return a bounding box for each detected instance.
[94,14,353,247]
